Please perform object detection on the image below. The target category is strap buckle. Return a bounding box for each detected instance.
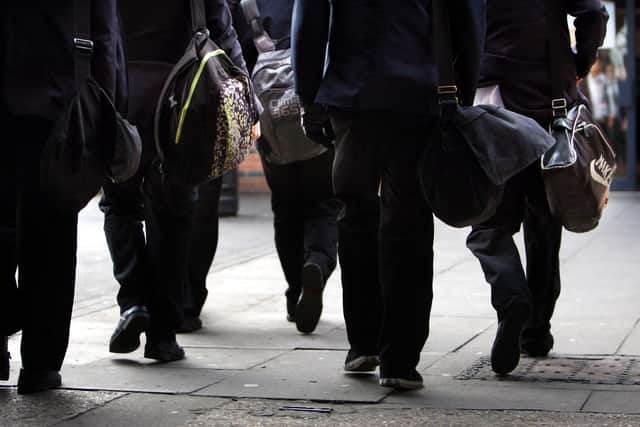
[437,85,459,105]
[73,38,94,54]
[552,98,568,117]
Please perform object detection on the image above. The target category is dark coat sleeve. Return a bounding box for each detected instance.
[291,0,331,105]
[450,0,486,106]
[207,0,249,74]
[567,0,609,78]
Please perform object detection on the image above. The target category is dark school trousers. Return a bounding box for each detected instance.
[466,163,562,334]
[260,148,340,299]
[329,108,435,376]
[0,111,78,371]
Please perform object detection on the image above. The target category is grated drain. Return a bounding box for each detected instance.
[456,356,640,385]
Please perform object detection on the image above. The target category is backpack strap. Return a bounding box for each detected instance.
[240,0,276,53]
[190,0,208,35]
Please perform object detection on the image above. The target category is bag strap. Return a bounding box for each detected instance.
[240,0,276,53]
[190,0,208,34]
[72,0,93,85]
[431,0,459,116]
[544,0,570,118]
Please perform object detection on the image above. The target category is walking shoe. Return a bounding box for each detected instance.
[1,336,9,381]
[344,350,380,372]
[379,369,424,390]
[295,263,324,334]
[144,337,185,362]
[109,305,151,353]
[491,302,530,375]
[17,369,61,394]
[176,315,203,333]
[521,329,554,357]
[285,289,300,322]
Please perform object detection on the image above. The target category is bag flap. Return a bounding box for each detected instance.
[452,104,555,185]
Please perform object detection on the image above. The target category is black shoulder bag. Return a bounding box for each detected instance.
[540,0,616,233]
[418,0,555,227]
[40,0,141,213]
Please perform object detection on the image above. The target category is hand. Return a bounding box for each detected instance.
[300,103,335,147]
[251,122,261,142]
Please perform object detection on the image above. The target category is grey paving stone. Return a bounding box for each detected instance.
[59,359,228,394]
[582,391,640,414]
[194,350,389,402]
[425,316,495,353]
[550,318,636,355]
[109,347,288,370]
[382,382,590,411]
[0,389,123,427]
[59,393,228,427]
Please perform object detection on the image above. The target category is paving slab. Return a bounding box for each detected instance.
[59,393,228,427]
[194,350,389,402]
[619,321,640,356]
[59,359,228,394]
[103,347,288,370]
[382,382,590,412]
[582,390,640,414]
[0,389,123,427]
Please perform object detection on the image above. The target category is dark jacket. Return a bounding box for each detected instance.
[291,0,486,114]
[228,0,293,73]
[478,0,608,123]
[1,1,127,121]
[118,0,250,127]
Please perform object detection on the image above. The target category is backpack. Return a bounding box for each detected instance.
[240,0,325,165]
[154,0,256,189]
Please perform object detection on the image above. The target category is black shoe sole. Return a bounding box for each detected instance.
[295,265,323,334]
[144,346,185,362]
[109,312,151,353]
[491,308,529,375]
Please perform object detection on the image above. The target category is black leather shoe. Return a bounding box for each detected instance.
[176,315,202,333]
[285,288,300,322]
[521,329,554,357]
[109,305,151,353]
[17,369,61,394]
[1,336,10,381]
[491,302,530,375]
[344,349,379,372]
[379,368,423,390]
[144,338,185,362]
[295,263,324,334]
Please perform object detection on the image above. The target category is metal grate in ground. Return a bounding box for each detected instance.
[456,356,640,385]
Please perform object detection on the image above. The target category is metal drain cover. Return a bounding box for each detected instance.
[457,356,640,385]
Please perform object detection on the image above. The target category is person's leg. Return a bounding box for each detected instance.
[0,110,18,380]
[376,113,434,390]
[16,115,77,392]
[295,149,341,333]
[330,108,382,370]
[261,155,305,321]
[100,173,148,311]
[522,165,562,356]
[466,171,532,375]
[180,176,223,331]
[142,164,195,361]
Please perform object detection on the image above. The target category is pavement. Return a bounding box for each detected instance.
[2,192,640,426]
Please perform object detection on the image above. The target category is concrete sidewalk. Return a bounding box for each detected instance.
[2,193,640,426]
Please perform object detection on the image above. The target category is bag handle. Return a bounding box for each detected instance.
[240,0,276,53]
[190,0,208,34]
[544,0,571,118]
[431,0,459,117]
